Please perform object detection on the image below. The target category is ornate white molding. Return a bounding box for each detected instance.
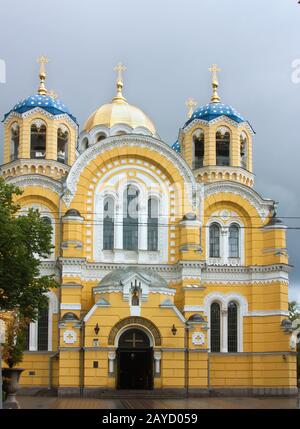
[3,108,78,129]
[204,181,274,221]
[5,174,63,195]
[180,116,254,136]
[63,134,197,208]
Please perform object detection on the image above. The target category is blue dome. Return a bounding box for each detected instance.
[172,140,180,153]
[4,93,77,124]
[184,102,245,128]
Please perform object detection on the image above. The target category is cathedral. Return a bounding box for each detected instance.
[0,57,297,396]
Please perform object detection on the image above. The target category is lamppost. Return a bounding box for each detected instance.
[0,319,6,410]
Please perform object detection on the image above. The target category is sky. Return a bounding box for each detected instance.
[0,0,299,301]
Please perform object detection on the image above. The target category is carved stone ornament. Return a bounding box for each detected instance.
[192,332,205,345]
[63,330,77,344]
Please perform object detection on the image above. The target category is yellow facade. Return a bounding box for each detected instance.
[0,62,297,396]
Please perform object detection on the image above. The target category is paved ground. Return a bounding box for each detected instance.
[16,395,300,409]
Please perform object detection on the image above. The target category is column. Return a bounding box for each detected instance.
[154,351,162,375]
[221,308,228,353]
[108,351,116,374]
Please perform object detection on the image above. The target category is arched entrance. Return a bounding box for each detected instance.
[117,328,153,390]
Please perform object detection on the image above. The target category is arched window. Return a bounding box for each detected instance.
[229,224,239,258]
[240,132,248,169]
[210,302,221,352]
[82,137,89,151]
[31,121,46,159]
[123,185,139,251]
[193,129,204,169]
[10,123,20,161]
[148,198,158,251]
[96,133,106,142]
[216,128,230,166]
[228,301,238,352]
[209,223,220,257]
[57,125,69,164]
[103,197,114,250]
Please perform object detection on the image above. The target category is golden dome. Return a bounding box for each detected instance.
[83,69,157,135]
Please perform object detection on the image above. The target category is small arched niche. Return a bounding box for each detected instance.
[193,129,204,169]
[30,119,47,159]
[57,124,69,164]
[10,122,20,161]
[216,127,230,166]
[240,132,248,169]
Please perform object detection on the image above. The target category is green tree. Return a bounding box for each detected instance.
[288,301,300,322]
[0,177,58,367]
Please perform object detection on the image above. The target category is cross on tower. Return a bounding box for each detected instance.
[114,62,127,83]
[209,64,221,84]
[185,97,197,118]
[208,64,221,103]
[36,55,49,95]
[37,55,49,75]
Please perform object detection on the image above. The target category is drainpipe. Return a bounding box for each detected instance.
[207,353,211,394]
[48,351,59,390]
[79,320,85,397]
[184,322,189,398]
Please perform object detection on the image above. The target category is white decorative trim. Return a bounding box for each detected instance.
[204,181,274,221]
[181,116,254,136]
[60,303,81,310]
[63,134,197,208]
[245,310,289,317]
[3,108,77,128]
[5,174,62,195]
[184,305,205,312]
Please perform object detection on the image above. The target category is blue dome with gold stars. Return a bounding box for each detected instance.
[4,93,77,124]
[172,140,180,153]
[183,102,245,129]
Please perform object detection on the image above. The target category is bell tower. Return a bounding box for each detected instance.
[176,65,255,187]
[1,57,78,181]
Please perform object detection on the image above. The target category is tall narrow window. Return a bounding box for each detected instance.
[10,123,20,161]
[23,324,30,351]
[209,223,220,257]
[57,125,69,164]
[37,305,49,351]
[30,121,46,159]
[103,197,114,250]
[240,132,248,169]
[123,185,139,250]
[229,224,239,258]
[193,129,204,169]
[228,301,238,352]
[216,128,230,166]
[211,302,221,352]
[148,198,158,251]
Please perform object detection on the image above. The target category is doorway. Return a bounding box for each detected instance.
[117,328,153,390]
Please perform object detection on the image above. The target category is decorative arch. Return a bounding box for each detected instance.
[108,316,162,346]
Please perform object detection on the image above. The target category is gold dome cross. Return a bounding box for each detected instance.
[37,55,49,95]
[209,64,221,103]
[112,62,127,102]
[185,98,197,118]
